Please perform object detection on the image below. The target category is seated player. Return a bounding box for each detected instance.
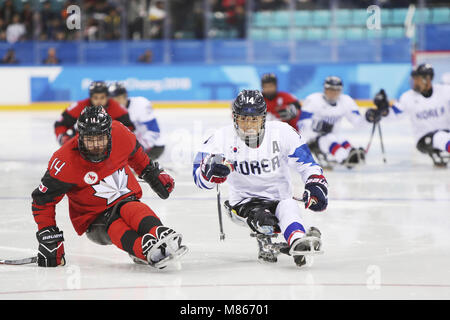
[108,82,165,160]
[261,73,302,130]
[54,81,135,145]
[298,76,368,169]
[32,106,187,269]
[368,64,450,167]
[193,90,328,267]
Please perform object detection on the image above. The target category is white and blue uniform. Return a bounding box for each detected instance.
[193,121,324,245]
[126,96,164,151]
[298,92,367,163]
[391,84,450,152]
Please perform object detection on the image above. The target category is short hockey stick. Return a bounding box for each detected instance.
[365,122,377,154]
[216,185,225,241]
[0,256,37,265]
[293,196,317,207]
[377,122,387,163]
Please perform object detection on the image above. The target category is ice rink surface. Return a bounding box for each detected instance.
[0,108,449,300]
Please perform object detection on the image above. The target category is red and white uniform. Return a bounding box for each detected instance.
[32,121,149,235]
[264,92,301,130]
[54,98,135,141]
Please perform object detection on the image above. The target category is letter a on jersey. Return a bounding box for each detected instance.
[92,168,131,205]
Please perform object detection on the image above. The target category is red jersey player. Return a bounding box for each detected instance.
[261,73,302,130]
[32,106,187,269]
[54,81,135,145]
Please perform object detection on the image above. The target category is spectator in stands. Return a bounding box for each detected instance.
[192,5,205,39]
[138,49,153,63]
[0,18,6,41]
[222,0,246,38]
[222,0,245,24]
[1,48,19,64]
[40,1,56,40]
[90,0,111,17]
[104,7,121,40]
[0,0,16,25]
[84,17,99,41]
[171,0,195,39]
[20,2,34,40]
[43,47,61,65]
[48,17,66,41]
[149,0,166,39]
[211,0,225,12]
[234,5,246,38]
[6,14,26,43]
[127,0,147,40]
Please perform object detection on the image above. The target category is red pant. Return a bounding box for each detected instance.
[107,201,162,260]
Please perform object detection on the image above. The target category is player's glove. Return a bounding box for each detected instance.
[36,226,65,267]
[373,89,390,117]
[201,154,233,184]
[313,120,334,134]
[365,108,381,123]
[303,175,328,212]
[278,103,298,121]
[140,161,174,200]
[57,133,72,146]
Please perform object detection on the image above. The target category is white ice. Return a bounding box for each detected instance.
[0,108,449,300]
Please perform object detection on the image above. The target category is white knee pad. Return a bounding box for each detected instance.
[432,130,450,152]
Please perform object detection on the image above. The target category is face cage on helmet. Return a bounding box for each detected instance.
[232,112,266,147]
[323,85,342,105]
[78,131,112,163]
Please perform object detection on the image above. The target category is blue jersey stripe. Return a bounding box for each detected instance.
[288,144,319,166]
[299,111,313,121]
[143,118,160,133]
[193,152,212,189]
[392,105,402,114]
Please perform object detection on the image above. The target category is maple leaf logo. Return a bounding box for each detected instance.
[92,168,131,205]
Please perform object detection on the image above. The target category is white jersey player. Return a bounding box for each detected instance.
[193,90,329,267]
[297,76,368,168]
[368,64,450,167]
[108,82,165,160]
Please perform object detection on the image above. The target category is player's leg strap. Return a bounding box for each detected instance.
[85,195,140,245]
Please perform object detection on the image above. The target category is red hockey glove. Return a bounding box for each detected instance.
[140,161,174,199]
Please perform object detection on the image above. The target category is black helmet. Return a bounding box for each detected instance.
[261,73,278,100]
[89,81,108,97]
[411,63,434,80]
[232,90,267,147]
[324,76,343,90]
[77,106,112,163]
[261,73,277,86]
[108,82,128,97]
